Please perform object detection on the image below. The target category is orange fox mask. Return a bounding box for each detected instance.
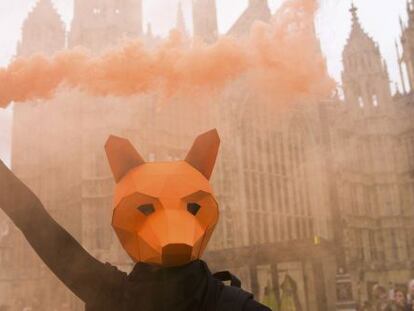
[104,130,220,267]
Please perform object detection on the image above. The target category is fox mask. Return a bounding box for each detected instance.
[104,130,220,267]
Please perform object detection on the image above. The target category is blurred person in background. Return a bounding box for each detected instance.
[389,283,396,300]
[371,284,389,311]
[262,285,278,310]
[385,288,407,311]
[407,280,414,310]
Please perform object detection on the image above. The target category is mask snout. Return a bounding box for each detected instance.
[162,243,193,267]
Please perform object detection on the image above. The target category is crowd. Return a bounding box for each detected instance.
[359,280,414,311]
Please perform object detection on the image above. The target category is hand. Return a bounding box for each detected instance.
[0,159,39,213]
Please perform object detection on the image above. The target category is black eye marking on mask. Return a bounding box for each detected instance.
[137,204,155,216]
[187,203,201,216]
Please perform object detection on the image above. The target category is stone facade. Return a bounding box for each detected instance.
[0,1,413,310]
[329,4,414,304]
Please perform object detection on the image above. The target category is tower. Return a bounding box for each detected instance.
[192,0,218,43]
[17,0,66,57]
[227,0,271,37]
[69,0,143,51]
[399,0,414,91]
[176,2,187,35]
[331,6,414,304]
[341,4,391,110]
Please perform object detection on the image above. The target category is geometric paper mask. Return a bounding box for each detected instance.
[104,129,220,267]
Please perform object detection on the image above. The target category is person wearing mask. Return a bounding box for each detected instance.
[0,131,270,311]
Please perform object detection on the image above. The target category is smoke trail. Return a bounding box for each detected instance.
[0,0,334,108]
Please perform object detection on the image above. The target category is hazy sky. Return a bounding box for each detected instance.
[0,0,410,162]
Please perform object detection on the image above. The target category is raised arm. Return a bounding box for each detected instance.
[0,160,125,303]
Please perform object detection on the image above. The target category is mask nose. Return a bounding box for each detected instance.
[162,243,193,267]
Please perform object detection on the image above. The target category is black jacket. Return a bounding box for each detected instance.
[2,191,270,310]
[85,260,268,310]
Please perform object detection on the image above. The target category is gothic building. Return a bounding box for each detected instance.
[328,3,414,303]
[1,0,414,310]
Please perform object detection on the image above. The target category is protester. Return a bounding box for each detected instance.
[262,286,278,310]
[372,285,389,311]
[384,288,407,311]
[407,280,414,310]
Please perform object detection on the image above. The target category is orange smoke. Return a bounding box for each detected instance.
[0,0,334,108]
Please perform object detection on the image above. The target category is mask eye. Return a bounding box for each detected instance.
[137,204,155,216]
[187,203,201,216]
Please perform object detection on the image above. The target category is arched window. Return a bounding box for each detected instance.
[287,117,313,238]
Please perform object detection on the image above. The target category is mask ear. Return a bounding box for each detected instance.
[105,135,145,183]
[185,129,220,180]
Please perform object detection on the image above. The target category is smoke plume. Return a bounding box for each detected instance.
[0,0,334,108]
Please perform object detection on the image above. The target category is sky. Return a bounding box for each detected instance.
[0,0,410,163]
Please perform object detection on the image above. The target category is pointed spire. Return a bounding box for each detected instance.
[27,0,63,22]
[193,0,218,43]
[249,0,269,7]
[176,2,187,35]
[345,3,374,48]
[350,3,362,32]
[407,0,414,29]
[228,0,271,37]
[23,0,65,34]
[35,0,54,9]
[396,40,408,93]
[342,3,392,109]
[19,0,66,56]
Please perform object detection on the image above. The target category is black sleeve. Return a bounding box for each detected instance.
[243,299,273,311]
[0,160,126,303]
